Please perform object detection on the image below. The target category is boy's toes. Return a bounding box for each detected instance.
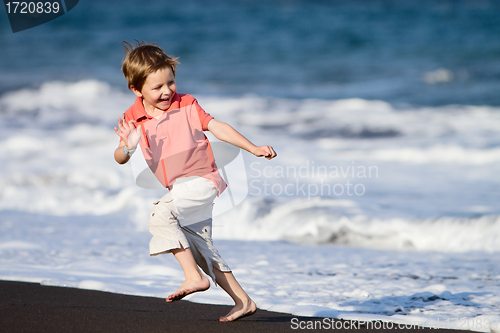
[166,278,210,303]
[219,300,257,322]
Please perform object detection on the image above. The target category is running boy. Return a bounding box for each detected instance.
[114,41,276,322]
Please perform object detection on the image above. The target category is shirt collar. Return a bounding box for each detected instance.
[131,92,181,122]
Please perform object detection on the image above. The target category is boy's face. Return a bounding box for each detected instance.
[132,66,177,112]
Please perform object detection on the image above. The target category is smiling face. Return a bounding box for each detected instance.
[132,66,177,114]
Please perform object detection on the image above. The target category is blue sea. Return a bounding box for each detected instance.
[1,1,500,330]
[2,0,500,105]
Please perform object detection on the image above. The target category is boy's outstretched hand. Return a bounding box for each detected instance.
[114,115,141,150]
[252,145,277,160]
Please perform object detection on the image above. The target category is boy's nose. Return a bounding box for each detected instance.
[162,86,171,95]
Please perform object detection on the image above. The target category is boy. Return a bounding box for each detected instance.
[114,41,277,322]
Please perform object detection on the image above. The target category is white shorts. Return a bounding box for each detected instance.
[148,176,231,283]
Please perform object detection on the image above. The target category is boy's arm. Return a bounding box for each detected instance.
[207,119,277,160]
[114,140,131,164]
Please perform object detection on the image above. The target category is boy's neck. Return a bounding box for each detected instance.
[142,99,165,118]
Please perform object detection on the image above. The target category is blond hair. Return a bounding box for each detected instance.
[121,41,179,92]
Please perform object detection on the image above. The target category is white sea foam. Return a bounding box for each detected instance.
[0,80,499,246]
[1,80,499,330]
[213,197,500,253]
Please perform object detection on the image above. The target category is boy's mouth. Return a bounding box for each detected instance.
[158,96,171,104]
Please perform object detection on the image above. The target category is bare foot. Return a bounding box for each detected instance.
[219,298,257,322]
[166,276,210,303]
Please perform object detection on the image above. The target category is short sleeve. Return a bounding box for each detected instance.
[194,99,214,131]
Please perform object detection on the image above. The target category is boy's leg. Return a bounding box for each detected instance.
[166,245,210,302]
[212,268,257,322]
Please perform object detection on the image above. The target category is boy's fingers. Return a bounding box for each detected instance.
[117,118,125,130]
[114,127,127,140]
[119,115,130,128]
[114,125,125,135]
[258,145,276,159]
[266,146,277,159]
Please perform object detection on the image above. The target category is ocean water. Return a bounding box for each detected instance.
[1,1,500,331]
[2,0,500,105]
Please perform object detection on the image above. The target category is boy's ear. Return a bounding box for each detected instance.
[130,86,143,97]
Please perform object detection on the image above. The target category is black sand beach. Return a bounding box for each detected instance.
[0,280,477,333]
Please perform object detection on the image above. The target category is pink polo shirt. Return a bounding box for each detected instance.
[122,93,227,196]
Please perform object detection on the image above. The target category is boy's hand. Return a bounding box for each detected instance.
[252,145,277,160]
[114,115,141,150]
